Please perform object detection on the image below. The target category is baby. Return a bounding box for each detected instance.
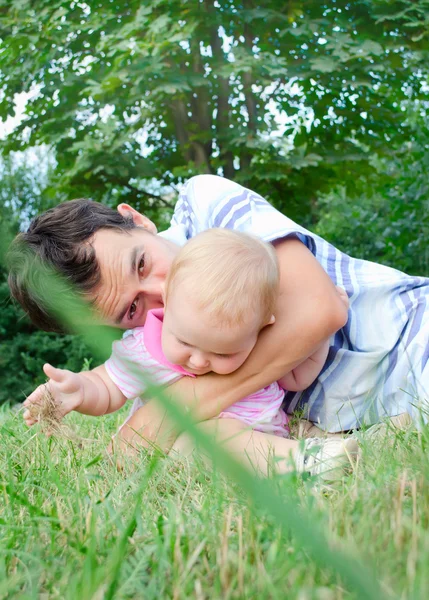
[24,229,356,479]
[158,228,332,435]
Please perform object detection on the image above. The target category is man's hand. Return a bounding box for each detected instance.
[335,286,349,311]
[23,363,84,426]
[278,340,330,392]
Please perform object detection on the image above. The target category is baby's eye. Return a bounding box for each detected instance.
[216,353,232,359]
[178,340,191,347]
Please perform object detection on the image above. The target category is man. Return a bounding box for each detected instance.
[8,175,348,447]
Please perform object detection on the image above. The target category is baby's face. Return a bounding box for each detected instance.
[162,288,260,376]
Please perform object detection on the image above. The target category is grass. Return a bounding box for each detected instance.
[1,404,429,599]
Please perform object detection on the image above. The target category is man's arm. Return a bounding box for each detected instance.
[278,286,348,391]
[161,237,348,422]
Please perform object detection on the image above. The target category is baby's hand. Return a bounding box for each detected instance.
[23,363,84,427]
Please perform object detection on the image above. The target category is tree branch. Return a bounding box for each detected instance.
[108,176,175,209]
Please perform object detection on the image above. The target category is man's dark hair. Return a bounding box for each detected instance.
[7,199,137,333]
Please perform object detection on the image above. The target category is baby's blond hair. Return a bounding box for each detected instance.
[165,229,279,328]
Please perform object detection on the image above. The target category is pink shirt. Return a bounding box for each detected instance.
[106,309,289,437]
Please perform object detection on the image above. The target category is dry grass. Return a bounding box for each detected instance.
[26,385,76,439]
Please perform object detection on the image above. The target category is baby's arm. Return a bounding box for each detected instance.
[277,341,330,391]
[23,363,126,426]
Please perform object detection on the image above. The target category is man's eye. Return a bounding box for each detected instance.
[129,300,138,320]
[138,255,145,275]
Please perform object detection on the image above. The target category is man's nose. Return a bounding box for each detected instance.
[139,279,164,302]
[140,278,162,297]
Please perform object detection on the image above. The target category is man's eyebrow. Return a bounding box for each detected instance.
[114,245,144,324]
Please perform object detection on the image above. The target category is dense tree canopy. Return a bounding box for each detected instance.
[1,0,429,404]
[1,0,428,221]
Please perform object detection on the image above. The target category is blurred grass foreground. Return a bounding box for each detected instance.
[1,404,428,599]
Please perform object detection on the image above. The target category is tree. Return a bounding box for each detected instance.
[315,112,429,276]
[0,0,428,223]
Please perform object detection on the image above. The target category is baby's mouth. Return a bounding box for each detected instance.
[186,366,210,375]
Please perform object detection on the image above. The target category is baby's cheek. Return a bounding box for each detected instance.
[227,353,251,373]
[165,346,177,364]
[216,356,246,375]
[165,340,187,367]
[161,334,174,362]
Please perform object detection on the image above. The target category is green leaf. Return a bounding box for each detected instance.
[310,56,338,73]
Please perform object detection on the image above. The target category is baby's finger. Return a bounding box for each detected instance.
[24,384,47,406]
[23,408,37,420]
[23,410,37,426]
[43,363,67,382]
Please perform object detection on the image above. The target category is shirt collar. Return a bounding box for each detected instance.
[158,223,188,247]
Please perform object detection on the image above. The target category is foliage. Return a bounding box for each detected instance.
[0,0,429,222]
[1,1,429,403]
[315,119,429,275]
[0,153,93,405]
[0,274,94,405]
[0,146,56,225]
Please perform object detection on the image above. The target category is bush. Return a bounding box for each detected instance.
[0,276,94,405]
[315,136,429,276]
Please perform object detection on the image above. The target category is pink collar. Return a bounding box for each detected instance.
[143,308,195,377]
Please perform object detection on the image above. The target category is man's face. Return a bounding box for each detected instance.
[91,227,180,329]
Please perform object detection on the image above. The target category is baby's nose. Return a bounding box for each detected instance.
[190,353,209,368]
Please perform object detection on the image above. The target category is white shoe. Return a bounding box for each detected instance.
[294,437,359,483]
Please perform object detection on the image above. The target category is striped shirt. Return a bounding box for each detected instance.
[167,174,429,431]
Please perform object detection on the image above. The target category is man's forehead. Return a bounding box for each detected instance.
[92,228,143,263]
[92,227,135,247]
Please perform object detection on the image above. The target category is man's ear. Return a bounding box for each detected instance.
[117,203,157,233]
